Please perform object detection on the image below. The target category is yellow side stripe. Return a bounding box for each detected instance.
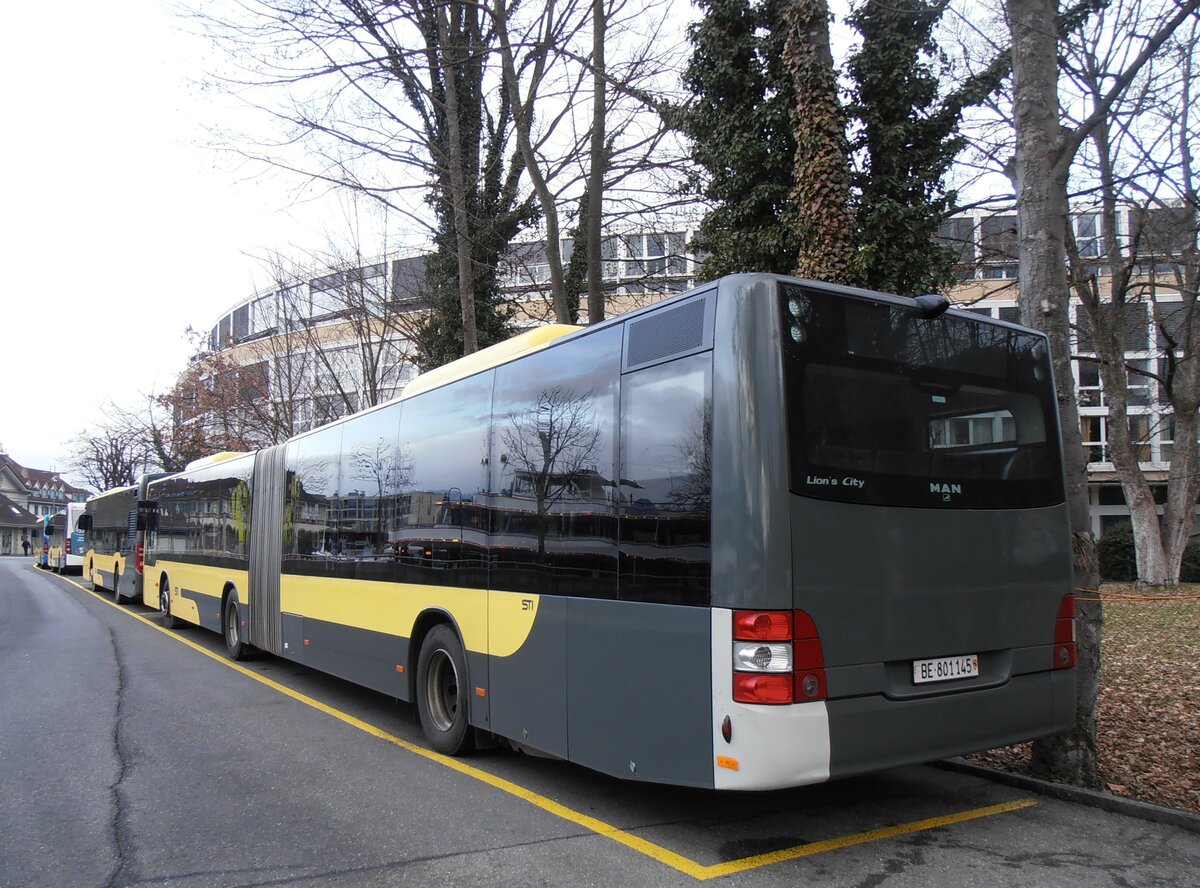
[50,570,1038,881]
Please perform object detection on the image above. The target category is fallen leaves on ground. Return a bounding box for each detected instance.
[969,585,1200,813]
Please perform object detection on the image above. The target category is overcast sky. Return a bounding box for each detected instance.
[0,0,390,486]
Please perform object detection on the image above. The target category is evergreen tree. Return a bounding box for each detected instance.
[683,0,991,293]
[680,0,801,279]
[846,0,961,296]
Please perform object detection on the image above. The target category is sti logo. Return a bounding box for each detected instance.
[931,482,962,502]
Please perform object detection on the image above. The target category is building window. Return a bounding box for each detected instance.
[1075,213,1101,257]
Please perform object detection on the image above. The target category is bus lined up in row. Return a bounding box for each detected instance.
[44,501,87,573]
[79,274,1077,790]
[77,475,162,602]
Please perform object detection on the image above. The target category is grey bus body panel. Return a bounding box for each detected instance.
[566,598,714,787]
[791,497,1072,668]
[827,669,1075,778]
[489,595,569,758]
[709,276,792,611]
[280,612,409,700]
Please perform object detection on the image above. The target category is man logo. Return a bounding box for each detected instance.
[931,482,962,502]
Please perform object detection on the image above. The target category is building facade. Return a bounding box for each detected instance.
[0,453,89,555]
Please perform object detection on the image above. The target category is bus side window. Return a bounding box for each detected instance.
[618,352,713,606]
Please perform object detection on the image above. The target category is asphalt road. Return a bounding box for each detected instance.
[1,557,1197,888]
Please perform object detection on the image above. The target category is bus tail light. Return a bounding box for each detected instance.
[1053,594,1076,669]
[792,610,827,701]
[732,610,827,704]
[136,541,145,575]
[65,537,72,555]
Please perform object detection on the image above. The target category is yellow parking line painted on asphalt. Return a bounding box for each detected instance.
[51,571,1039,881]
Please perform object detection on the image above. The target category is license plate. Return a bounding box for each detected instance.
[913,654,979,684]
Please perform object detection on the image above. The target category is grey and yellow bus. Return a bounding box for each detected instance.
[145,273,1075,790]
[81,476,163,603]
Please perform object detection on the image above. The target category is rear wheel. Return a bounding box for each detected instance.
[224,596,248,660]
[416,625,475,755]
[112,564,123,604]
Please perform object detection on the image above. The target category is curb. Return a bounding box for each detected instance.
[936,758,1200,834]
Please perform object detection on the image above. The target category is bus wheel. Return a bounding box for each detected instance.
[112,565,123,605]
[159,579,178,630]
[224,597,247,661]
[416,625,475,756]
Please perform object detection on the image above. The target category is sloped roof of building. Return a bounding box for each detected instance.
[0,454,89,498]
[0,491,38,527]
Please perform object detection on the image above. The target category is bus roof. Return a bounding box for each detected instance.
[89,484,136,502]
[184,452,253,472]
[401,324,581,400]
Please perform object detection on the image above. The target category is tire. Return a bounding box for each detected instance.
[416,624,475,755]
[224,596,248,661]
[112,564,123,605]
[159,577,179,630]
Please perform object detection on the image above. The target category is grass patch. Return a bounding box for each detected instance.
[969,584,1200,813]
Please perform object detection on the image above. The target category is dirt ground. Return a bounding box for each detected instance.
[969,585,1200,813]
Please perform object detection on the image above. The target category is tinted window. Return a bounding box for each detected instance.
[781,285,1064,509]
[87,488,135,556]
[337,404,405,580]
[619,353,712,605]
[395,372,494,589]
[147,459,253,568]
[491,327,620,598]
[284,423,344,576]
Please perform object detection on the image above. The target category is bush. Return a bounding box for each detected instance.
[1098,519,1200,583]
[1098,521,1136,582]
[1181,540,1200,583]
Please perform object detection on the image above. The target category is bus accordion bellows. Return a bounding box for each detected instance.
[143,273,1075,790]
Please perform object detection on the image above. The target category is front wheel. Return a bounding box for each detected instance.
[416,625,475,755]
[159,578,179,630]
[224,597,248,660]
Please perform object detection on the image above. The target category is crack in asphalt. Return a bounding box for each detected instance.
[103,623,136,888]
[116,829,605,887]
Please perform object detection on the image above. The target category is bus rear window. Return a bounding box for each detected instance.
[781,285,1065,509]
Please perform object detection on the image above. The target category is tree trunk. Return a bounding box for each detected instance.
[493,0,571,325]
[437,4,479,356]
[586,0,606,324]
[783,0,857,283]
[1006,0,1102,789]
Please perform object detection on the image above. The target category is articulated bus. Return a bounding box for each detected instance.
[145,273,1075,790]
[81,475,163,604]
[46,502,87,573]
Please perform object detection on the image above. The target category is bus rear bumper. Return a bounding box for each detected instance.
[825,669,1075,780]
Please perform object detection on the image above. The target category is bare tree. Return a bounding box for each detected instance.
[65,411,153,490]
[1062,7,1200,585]
[1004,0,1199,787]
[192,0,532,356]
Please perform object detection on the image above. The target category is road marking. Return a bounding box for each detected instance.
[51,571,1039,880]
